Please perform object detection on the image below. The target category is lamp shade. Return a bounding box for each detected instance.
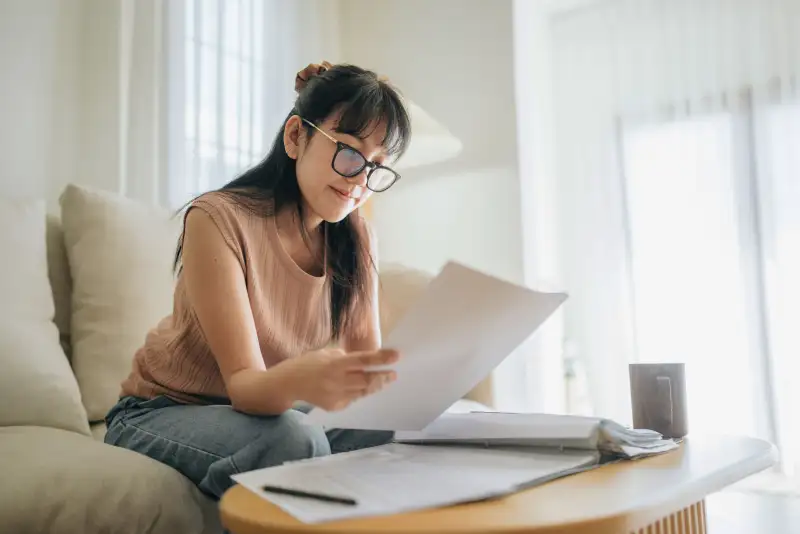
[396,100,462,170]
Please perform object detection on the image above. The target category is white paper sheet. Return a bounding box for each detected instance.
[231,443,598,523]
[305,261,568,431]
[394,412,679,458]
[395,412,600,443]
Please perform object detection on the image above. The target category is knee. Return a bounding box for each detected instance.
[199,410,331,499]
[255,410,331,465]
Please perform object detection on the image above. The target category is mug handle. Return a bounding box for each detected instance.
[656,375,673,427]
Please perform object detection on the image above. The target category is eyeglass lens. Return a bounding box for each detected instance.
[333,146,365,177]
[365,167,396,191]
[333,145,397,191]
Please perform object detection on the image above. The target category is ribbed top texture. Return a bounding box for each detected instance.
[119,191,368,404]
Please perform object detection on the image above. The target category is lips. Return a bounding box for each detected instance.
[331,186,360,202]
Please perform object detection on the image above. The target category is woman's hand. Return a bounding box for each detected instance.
[295,61,333,92]
[276,347,399,411]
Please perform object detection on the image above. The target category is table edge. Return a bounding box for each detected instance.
[220,437,779,534]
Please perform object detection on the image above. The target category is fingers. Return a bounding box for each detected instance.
[342,370,396,391]
[340,348,400,370]
[365,371,394,395]
[321,369,395,412]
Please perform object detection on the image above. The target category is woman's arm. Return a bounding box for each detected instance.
[182,208,397,414]
[181,208,295,414]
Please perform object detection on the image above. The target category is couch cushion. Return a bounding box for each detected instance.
[59,184,181,422]
[377,262,435,335]
[0,197,90,435]
[0,426,220,534]
[90,421,107,442]
[46,214,74,359]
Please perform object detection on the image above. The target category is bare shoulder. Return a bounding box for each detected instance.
[182,207,231,256]
[183,190,268,267]
[190,189,245,215]
[184,206,218,238]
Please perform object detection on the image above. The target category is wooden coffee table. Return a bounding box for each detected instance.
[220,435,776,534]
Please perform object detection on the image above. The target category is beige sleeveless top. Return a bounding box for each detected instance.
[119,191,374,404]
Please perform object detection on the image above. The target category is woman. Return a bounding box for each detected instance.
[104,62,410,499]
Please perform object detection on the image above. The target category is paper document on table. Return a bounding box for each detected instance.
[306,261,567,430]
[231,443,599,523]
[395,412,680,458]
[396,412,600,446]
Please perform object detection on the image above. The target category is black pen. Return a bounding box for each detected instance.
[261,484,358,506]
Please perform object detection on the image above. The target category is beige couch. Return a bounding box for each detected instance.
[0,184,491,534]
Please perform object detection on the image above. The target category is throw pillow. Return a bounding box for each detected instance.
[46,215,74,359]
[0,196,90,435]
[377,262,434,335]
[60,184,181,422]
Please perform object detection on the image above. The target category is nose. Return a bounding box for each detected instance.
[349,167,369,188]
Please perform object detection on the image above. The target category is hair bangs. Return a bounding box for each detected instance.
[333,83,411,159]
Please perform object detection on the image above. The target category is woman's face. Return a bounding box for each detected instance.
[285,114,389,224]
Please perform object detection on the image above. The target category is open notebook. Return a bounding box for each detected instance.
[231,412,678,523]
[394,411,679,458]
[229,259,677,522]
[231,442,602,524]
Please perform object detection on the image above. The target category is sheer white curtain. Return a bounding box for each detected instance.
[70,0,167,205]
[164,0,340,208]
[549,0,800,477]
[73,0,338,208]
[754,100,800,477]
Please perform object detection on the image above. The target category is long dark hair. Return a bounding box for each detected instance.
[174,64,411,340]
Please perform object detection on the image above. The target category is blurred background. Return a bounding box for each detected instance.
[1,0,798,506]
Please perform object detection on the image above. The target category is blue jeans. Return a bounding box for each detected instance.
[104,396,394,499]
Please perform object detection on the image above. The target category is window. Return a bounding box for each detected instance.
[621,114,765,440]
[621,103,800,473]
[757,102,800,476]
[166,0,292,208]
[545,0,800,483]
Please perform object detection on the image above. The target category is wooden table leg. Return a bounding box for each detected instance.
[631,500,707,534]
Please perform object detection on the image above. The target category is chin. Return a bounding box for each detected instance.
[323,210,354,223]
[313,203,355,224]
[306,189,361,224]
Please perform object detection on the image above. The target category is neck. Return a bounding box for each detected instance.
[301,200,324,232]
[273,202,326,276]
[276,202,323,236]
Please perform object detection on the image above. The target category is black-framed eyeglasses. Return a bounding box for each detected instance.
[302,118,401,192]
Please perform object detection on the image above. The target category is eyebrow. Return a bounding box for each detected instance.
[335,129,387,163]
[305,118,389,164]
[333,128,366,150]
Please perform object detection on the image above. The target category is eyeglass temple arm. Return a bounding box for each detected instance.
[301,118,338,144]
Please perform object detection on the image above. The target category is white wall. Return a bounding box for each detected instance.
[0,0,134,208]
[2,0,524,281]
[0,0,84,210]
[338,0,524,285]
[0,0,539,410]
[339,0,535,410]
[510,1,567,413]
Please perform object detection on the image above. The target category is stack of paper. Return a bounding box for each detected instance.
[231,412,676,524]
[599,418,679,457]
[229,262,679,523]
[231,443,600,524]
[395,412,678,458]
[305,262,569,431]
